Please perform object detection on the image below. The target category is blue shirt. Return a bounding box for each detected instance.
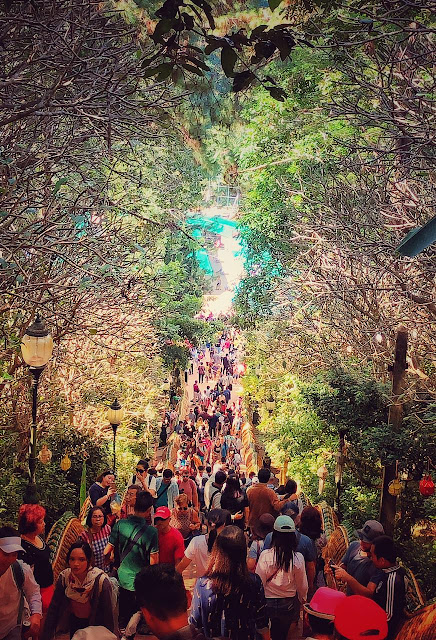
[155,478,179,509]
[263,531,316,563]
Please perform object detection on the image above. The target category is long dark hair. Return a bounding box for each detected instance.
[221,475,241,499]
[272,530,298,572]
[206,525,250,596]
[299,506,323,541]
[206,509,232,552]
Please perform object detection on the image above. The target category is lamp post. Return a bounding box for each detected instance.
[107,398,124,473]
[21,315,54,503]
[265,394,276,414]
[162,378,171,402]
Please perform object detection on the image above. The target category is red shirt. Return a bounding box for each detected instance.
[158,526,185,565]
[178,477,199,508]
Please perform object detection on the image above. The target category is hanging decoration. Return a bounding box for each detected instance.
[419,460,435,497]
[60,454,71,471]
[419,475,434,497]
[388,478,404,496]
[38,445,52,465]
[317,464,328,495]
[388,461,403,496]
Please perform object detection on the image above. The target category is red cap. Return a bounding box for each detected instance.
[334,595,388,640]
[154,506,171,520]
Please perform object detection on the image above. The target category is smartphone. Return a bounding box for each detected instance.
[329,560,337,575]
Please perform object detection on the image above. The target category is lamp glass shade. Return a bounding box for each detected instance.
[107,404,124,425]
[21,333,54,367]
[265,397,276,412]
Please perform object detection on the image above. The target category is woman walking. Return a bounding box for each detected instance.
[88,470,116,518]
[80,506,112,572]
[176,509,231,578]
[42,541,115,639]
[18,504,54,614]
[170,494,201,547]
[220,476,248,530]
[190,526,270,640]
[255,515,308,640]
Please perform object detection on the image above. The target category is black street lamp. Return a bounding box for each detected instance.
[107,398,124,473]
[265,394,276,414]
[21,316,53,503]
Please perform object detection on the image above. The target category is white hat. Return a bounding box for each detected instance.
[0,536,24,553]
[71,627,117,640]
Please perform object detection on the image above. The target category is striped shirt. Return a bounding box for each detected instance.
[371,565,406,640]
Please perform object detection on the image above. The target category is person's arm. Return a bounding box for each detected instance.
[191,480,199,510]
[97,577,116,632]
[90,484,112,508]
[306,560,316,594]
[294,555,308,603]
[190,509,201,530]
[271,489,296,512]
[254,575,271,640]
[22,563,42,639]
[174,532,186,564]
[333,566,377,597]
[176,555,192,573]
[41,575,65,640]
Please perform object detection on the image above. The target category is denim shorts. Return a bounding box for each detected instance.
[266,595,300,623]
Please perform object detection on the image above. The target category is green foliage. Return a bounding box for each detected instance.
[0,426,110,529]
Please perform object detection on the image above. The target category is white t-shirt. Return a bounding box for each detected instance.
[255,548,308,600]
[128,473,157,493]
[0,561,42,638]
[184,535,210,577]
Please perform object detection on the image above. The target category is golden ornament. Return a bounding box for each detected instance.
[388,478,403,496]
[60,454,72,471]
[38,445,52,465]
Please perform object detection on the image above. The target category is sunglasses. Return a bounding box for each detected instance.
[179,506,188,510]
[136,469,145,473]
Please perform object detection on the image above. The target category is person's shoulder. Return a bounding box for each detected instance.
[294,551,306,566]
[16,559,33,575]
[171,526,185,541]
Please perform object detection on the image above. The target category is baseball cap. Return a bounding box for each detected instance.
[334,595,388,640]
[0,536,25,553]
[154,506,171,520]
[357,520,384,543]
[252,513,275,539]
[303,587,346,620]
[274,515,295,532]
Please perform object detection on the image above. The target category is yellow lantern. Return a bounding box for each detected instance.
[38,445,52,464]
[388,478,403,496]
[60,454,71,471]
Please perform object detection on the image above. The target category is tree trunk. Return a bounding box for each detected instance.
[379,327,408,535]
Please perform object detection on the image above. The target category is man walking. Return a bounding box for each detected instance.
[105,491,158,630]
[0,527,42,640]
[247,468,293,530]
[155,469,179,509]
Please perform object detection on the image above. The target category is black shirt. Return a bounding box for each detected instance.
[89,482,111,516]
[19,538,54,588]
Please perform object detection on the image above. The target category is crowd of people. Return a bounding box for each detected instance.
[0,333,407,640]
